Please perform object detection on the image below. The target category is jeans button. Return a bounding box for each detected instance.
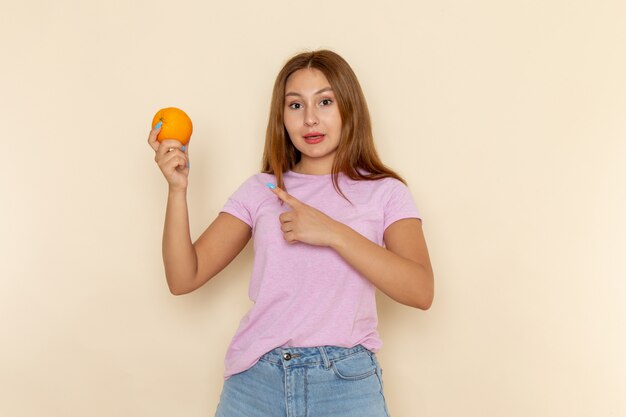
[283,353,292,361]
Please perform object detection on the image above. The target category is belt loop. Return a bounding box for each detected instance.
[318,346,331,369]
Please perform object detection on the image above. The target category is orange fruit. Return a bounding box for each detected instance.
[152,107,193,145]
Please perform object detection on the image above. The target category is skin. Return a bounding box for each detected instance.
[148,130,251,296]
[148,68,434,310]
[271,185,434,309]
[283,68,342,175]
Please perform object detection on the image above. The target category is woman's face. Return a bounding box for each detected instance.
[283,68,342,172]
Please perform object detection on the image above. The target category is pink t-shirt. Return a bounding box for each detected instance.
[219,170,422,380]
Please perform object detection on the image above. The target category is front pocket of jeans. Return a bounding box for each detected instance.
[330,352,377,380]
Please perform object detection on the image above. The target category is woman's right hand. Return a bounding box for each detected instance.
[148,123,190,191]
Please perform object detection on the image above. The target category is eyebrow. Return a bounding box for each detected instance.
[285,87,333,97]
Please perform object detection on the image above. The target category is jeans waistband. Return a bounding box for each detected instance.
[259,344,371,369]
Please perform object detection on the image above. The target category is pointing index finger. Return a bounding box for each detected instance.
[266,184,301,207]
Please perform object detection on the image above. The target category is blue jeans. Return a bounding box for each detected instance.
[215,344,390,417]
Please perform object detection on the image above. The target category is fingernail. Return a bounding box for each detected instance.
[181,145,186,151]
[266,183,276,189]
[187,161,191,169]
[155,121,162,129]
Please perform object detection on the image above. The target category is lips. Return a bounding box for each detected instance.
[303,132,325,144]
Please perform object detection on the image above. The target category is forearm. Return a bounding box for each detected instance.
[330,223,434,309]
[267,184,434,308]
[162,188,198,294]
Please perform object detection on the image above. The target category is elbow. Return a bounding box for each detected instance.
[414,294,434,310]
[167,271,209,295]
[168,283,189,296]
[169,287,186,296]
[397,289,434,311]
[166,276,195,296]
[412,270,434,310]
[413,292,434,310]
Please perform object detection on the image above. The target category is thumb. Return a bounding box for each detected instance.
[266,183,301,208]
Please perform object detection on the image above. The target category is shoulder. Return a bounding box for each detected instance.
[377,176,407,189]
[233,172,276,191]
[358,177,417,213]
[222,172,278,223]
[226,173,277,205]
[351,174,408,194]
[352,169,407,187]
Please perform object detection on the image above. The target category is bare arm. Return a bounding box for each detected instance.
[168,212,251,295]
[161,188,251,296]
[270,185,434,309]
[331,218,434,309]
[149,125,251,295]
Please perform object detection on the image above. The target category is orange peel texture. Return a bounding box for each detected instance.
[152,107,193,145]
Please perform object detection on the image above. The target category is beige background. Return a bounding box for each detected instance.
[1,0,625,416]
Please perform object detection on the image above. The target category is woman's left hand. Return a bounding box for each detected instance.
[269,185,343,247]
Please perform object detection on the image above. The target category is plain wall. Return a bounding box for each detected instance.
[1,0,625,416]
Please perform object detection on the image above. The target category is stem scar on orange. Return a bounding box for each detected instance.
[151,107,193,145]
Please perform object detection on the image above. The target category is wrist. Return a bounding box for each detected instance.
[168,186,187,197]
[329,221,351,250]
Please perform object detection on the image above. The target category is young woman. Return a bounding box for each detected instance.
[148,49,434,417]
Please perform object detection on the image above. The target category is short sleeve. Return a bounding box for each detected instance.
[220,175,259,227]
[383,179,422,231]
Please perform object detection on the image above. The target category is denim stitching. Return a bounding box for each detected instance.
[258,346,367,366]
[304,366,309,417]
[330,355,378,381]
[318,346,330,368]
[373,358,391,417]
[284,364,291,417]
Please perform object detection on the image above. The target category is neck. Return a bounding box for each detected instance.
[293,158,334,175]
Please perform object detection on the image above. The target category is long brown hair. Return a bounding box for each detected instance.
[262,49,406,198]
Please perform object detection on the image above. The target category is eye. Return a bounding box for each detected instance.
[288,102,302,110]
[320,98,333,106]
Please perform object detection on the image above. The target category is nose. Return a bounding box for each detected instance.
[304,107,319,126]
